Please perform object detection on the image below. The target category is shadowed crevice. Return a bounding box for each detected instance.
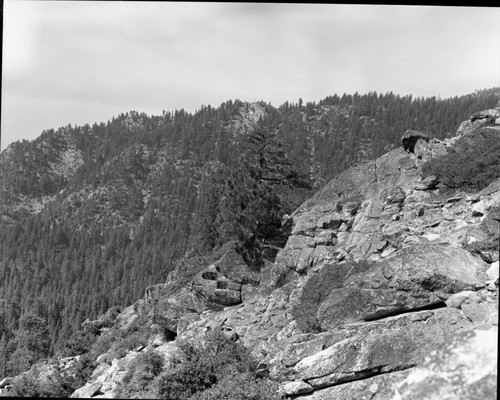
[364,301,447,322]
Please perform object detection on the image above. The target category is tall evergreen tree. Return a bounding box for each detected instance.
[7,312,50,375]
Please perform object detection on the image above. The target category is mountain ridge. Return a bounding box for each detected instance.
[0,90,499,398]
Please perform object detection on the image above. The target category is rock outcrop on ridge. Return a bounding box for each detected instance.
[4,108,498,399]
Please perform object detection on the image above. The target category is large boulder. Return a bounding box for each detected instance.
[401,130,429,153]
[454,125,500,154]
[470,108,500,122]
[291,308,473,389]
[70,381,104,398]
[293,370,410,400]
[455,107,500,140]
[316,244,486,331]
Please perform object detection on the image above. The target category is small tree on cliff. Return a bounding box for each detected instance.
[189,162,230,254]
[217,123,310,246]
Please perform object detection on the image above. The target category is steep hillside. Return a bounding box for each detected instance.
[0,90,499,380]
[1,106,498,399]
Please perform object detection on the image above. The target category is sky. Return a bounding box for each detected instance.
[2,2,500,151]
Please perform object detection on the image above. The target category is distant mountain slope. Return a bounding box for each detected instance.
[0,89,498,367]
[1,103,498,400]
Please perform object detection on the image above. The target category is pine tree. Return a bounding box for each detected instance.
[0,334,6,379]
[188,162,229,253]
[7,312,50,375]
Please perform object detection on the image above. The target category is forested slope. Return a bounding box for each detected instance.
[0,88,498,376]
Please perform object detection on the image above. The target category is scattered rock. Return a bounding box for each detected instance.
[0,377,12,389]
[281,380,314,396]
[445,290,484,309]
[472,196,495,216]
[70,381,103,398]
[383,187,406,205]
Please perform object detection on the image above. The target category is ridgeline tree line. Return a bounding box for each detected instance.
[0,89,498,377]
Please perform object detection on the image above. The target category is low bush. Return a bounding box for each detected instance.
[154,330,281,400]
[58,353,97,393]
[61,330,98,357]
[6,355,96,397]
[115,349,165,399]
[188,370,281,400]
[88,318,151,363]
[6,372,65,398]
[88,333,113,361]
[421,131,500,191]
[6,353,97,398]
[115,329,281,399]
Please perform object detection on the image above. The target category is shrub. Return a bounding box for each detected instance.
[421,130,500,191]
[110,328,150,359]
[189,371,281,400]
[156,330,281,400]
[102,306,122,327]
[88,319,151,363]
[6,353,97,398]
[88,333,113,361]
[112,329,282,399]
[61,330,97,357]
[6,372,61,397]
[57,353,97,393]
[115,349,165,399]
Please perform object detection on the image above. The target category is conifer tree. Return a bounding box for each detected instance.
[0,334,6,378]
[189,162,229,253]
[7,312,50,375]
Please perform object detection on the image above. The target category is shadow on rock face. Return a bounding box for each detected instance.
[401,130,429,153]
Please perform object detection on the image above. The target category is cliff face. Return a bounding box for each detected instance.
[3,108,499,399]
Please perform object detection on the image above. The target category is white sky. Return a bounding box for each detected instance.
[2,2,500,150]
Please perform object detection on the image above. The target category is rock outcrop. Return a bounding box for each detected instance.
[137,241,265,333]
[134,106,496,400]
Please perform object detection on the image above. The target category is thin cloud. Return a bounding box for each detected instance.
[2,2,500,150]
